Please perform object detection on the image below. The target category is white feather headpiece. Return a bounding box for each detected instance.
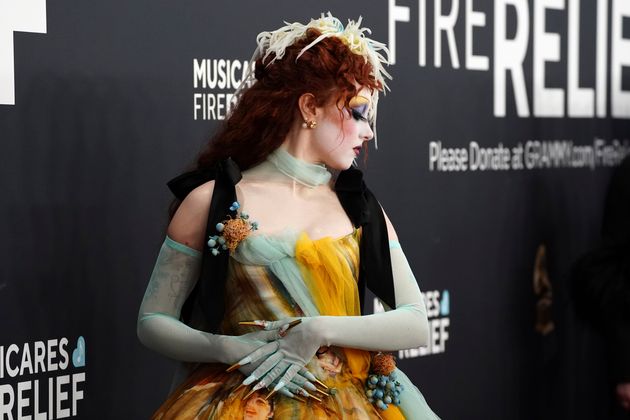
[233,12,392,147]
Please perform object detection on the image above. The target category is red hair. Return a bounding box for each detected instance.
[196,28,381,171]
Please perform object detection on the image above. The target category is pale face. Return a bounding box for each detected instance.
[310,86,375,170]
[243,392,273,419]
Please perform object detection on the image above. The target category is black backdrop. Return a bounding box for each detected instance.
[1,1,629,418]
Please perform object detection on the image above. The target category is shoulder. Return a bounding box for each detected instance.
[167,180,215,252]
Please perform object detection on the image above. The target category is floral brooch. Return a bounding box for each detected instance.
[364,352,403,411]
[207,201,258,256]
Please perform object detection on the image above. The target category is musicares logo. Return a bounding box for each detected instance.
[0,0,47,105]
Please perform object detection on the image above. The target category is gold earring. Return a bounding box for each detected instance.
[302,119,317,129]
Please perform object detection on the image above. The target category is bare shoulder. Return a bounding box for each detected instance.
[380,205,399,242]
[167,180,215,252]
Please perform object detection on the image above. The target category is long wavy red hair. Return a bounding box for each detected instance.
[197,28,381,171]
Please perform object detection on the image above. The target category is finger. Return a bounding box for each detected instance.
[256,320,281,331]
[240,320,293,331]
[243,381,267,400]
[290,374,318,393]
[299,368,317,382]
[271,376,304,393]
[263,319,293,331]
[278,387,294,397]
[276,364,301,391]
[278,319,302,337]
[283,381,303,393]
[283,381,310,398]
[257,360,291,389]
[278,387,307,403]
[246,329,281,342]
[290,372,306,385]
[257,318,300,331]
[272,364,327,399]
[246,352,283,384]
[238,320,267,328]
[236,341,279,367]
[281,380,324,401]
[265,371,295,400]
[299,368,328,390]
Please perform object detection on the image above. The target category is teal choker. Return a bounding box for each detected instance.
[266,148,332,188]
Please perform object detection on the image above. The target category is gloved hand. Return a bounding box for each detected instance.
[137,237,317,398]
[235,242,429,394]
[232,318,324,397]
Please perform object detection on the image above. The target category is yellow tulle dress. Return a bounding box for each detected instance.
[152,227,407,419]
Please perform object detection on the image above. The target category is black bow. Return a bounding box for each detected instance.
[167,162,396,332]
[167,158,242,331]
[168,158,242,200]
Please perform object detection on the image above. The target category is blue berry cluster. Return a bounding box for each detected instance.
[207,233,226,256]
[365,371,403,411]
[207,201,258,256]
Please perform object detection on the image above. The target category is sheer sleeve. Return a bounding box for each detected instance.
[138,236,200,319]
[137,237,233,364]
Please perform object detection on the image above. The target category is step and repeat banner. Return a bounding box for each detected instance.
[1,0,629,418]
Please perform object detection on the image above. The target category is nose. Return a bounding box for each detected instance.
[361,123,374,142]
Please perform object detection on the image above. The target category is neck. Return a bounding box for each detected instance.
[265,146,332,188]
[281,140,322,166]
[280,120,322,163]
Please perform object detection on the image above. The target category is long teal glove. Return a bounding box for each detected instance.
[136,236,317,398]
[235,241,429,392]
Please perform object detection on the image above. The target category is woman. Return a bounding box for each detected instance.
[138,13,439,419]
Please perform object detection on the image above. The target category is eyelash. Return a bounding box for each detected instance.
[350,108,368,122]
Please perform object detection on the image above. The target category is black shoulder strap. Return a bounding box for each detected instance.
[335,168,396,312]
[167,161,394,329]
[167,158,242,332]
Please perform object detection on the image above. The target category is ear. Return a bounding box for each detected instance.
[298,93,318,121]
